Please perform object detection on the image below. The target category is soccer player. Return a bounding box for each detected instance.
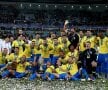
[79,31,86,52]
[0,47,22,78]
[57,50,69,65]
[97,33,108,78]
[67,44,79,60]
[23,40,37,62]
[0,55,31,78]
[51,38,62,66]
[66,56,79,80]
[81,41,97,80]
[66,56,89,81]
[29,61,55,80]
[12,35,24,54]
[39,39,53,71]
[34,34,43,57]
[58,31,68,44]
[0,48,9,69]
[8,47,23,62]
[61,35,70,54]
[63,20,79,48]
[84,31,96,49]
[47,33,56,62]
[47,60,67,80]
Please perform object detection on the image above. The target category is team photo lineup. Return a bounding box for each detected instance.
[0,20,108,81]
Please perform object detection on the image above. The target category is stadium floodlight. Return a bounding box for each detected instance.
[20,3,23,8]
[55,5,57,8]
[46,5,48,8]
[88,6,91,10]
[80,6,82,9]
[29,4,31,7]
[96,5,99,8]
[71,6,74,9]
[105,5,108,8]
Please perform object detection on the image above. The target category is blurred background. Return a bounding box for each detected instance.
[0,0,108,38]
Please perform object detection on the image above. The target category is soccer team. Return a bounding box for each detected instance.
[0,23,108,81]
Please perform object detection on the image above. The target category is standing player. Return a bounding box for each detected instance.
[63,20,79,48]
[81,41,97,80]
[12,35,24,54]
[97,33,108,78]
[0,48,9,69]
[39,39,53,71]
[52,38,62,66]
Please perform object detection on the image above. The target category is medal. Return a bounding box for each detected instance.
[87,50,90,59]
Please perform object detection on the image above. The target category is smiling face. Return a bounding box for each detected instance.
[86,31,92,37]
[3,48,8,55]
[59,51,65,58]
[69,44,75,52]
[68,56,75,64]
[43,39,47,46]
[79,31,84,38]
[54,38,58,45]
[35,34,40,39]
[85,42,91,49]
[31,41,35,48]
[70,28,75,35]
[10,36,14,42]
[51,34,56,39]
[14,47,19,54]
[19,30,23,35]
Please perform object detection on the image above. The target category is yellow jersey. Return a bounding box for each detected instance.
[53,44,62,57]
[67,49,79,58]
[16,61,30,73]
[47,38,54,45]
[7,53,23,62]
[23,44,37,58]
[55,64,67,74]
[40,44,53,58]
[66,62,78,76]
[12,40,24,54]
[58,37,68,44]
[61,41,70,54]
[79,36,86,52]
[0,52,9,64]
[47,38,54,54]
[46,65,55,73]
[59,56,69,64]
[98,37,108,53]
[84,36,96,48]
[32,39,42,54]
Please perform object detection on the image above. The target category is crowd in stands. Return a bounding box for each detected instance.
[0,5,108,29]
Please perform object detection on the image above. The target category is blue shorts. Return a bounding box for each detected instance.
[29,73,37,80]
[26,65,40,73]
[97,53,108,74]
[14,72,26,78]
[70,72,81,81]
[50,54,54,61]
[43,58,51,64]
[0,64,6,68]
[27,54,35,62]
[36,54,41,62]
[59,73,67,79]
[51,56,59,66]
